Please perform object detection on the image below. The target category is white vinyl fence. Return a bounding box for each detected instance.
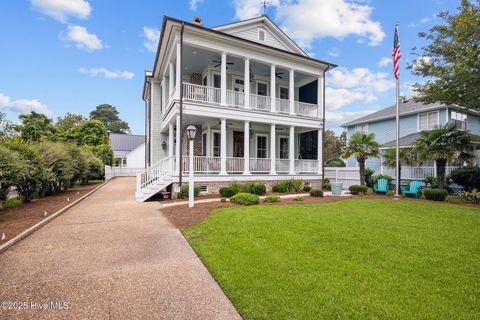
[324,167,360,188]
[105,166,144,181]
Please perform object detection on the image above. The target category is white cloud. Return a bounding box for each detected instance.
[328,47,340,57]
[79,67,134,79]
[143,27,160,53]
[63,25,103,51]
[408,13,437,27]
[326,109,379,127]
[233,0,385,49]
[190,0,204,10]
[0,93,52,116]
[31,0,91,22]
[328,67,395,93]
[326,88,376,110]
[378,57,391,67]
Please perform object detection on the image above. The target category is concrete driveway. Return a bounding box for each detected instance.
[0,178,241,320]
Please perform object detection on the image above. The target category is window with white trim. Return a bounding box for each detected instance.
[418,111,439,130]
[355,124,368,133]
[213,132,221,157]
[257,135,267,158]
[258,29,266,41]
[451,111,468,130]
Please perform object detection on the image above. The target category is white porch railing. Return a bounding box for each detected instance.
[276,98,290,114]
[276,159,290,172]
[227,157,244,172]
[182,156,221,173]
[105,166,144,181]
[226,90,245,108]
[183,83,221,104]
[249,158,271,172]
[295,101,319,117]
[295,159,318,173]
[250,94,271,111]
[377,166,461,180]
[138,157,172,190]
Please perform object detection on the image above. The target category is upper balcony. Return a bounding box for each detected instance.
[159,44,324,120]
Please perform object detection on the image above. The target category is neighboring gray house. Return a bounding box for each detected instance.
[341,100,480,172]
[109,133,146,168]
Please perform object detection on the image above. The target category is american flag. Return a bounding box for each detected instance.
[392,23,401,80]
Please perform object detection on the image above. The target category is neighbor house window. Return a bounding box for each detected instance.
[257,135,268,158]
[418,111,439,131]
[213,132,221,157]
[258,29,266,41]
[451,111,468,130]
[355,124,368,133]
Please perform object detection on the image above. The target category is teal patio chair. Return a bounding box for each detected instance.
[401,180,422,199]
[373,179,389,195]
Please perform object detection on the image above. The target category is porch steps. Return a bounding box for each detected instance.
[135,157,173,202]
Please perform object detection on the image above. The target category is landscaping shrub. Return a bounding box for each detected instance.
[423,188,448,201]
[3,198,23,209]
[272,179,303,193]
[462,189,480,203]
[293,196,304,201]
[309,189,323,197]
[325,157,345,167]
[372,174,393,185]
[349,185,368,195]
[365,168,375,188]
[449,166,480,191]
[230,193,259,206]
[323,178,331,191]
[241,181,266,195]
[177,184,200,199]
[219,182,241,198]
[303,185,312,192]
[264,195,281,203]
[220,197,227,203]
[424,176,438,189]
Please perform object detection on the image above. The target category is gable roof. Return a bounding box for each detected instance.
[382,131,480,148]
[110,133,145,157]
[212,15,307,56]
[341,100,450,127]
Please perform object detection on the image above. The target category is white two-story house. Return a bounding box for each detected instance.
[137,15,336,201]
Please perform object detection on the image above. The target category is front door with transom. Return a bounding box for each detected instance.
[233,131,244,157]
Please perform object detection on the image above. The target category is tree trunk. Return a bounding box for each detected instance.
[358,158,366,186]
[436,159,447,189]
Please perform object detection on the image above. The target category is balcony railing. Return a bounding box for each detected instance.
[250,94,271,111]
[226,157,244,172]
[276,159,290,172]
[276,98,290,114]
[249,158,271,172]
[295,159,318,173]
[183,83,221,104]
[226,90,245,108]
[295,101,318,117]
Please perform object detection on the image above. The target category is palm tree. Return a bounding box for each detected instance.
[382,148,415,185]
[413,122,474,188]
[342,132,380,186]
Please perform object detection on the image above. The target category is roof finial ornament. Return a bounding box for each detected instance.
[261,0,269,16]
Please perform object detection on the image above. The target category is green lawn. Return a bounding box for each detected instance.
[184,199,480,320]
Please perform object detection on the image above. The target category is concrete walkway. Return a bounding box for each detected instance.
[0,178,241,320]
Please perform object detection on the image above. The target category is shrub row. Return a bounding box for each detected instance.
[219,181,266,198]
[349,185,368,195]
[272,179,303,193]
[423,188,448,201]
[177,184,201,199]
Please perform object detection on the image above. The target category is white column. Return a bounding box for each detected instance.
[289,125,295,174]
[317,75,324,118]
[175,115,181,173]
[161,76,167,110]
[206,125,212,156]
[169,122,174,173]
[270,64,276,112]
[317,129,322,174]
[220,52,227,106]
[169,63,174,100]
[188,140,194,208]
[220,118,227,174]
[244,58,250,109]
[270,124,276,174]
[289,69,295,115]
[175,42,181,99]
[244,121,250,174]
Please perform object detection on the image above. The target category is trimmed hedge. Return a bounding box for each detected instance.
[449,166,480,191]
[309,189,324,197]
[264,195,281,203]
[349,185,368,195]
[219,181,266,197]
[230,193,259,206]
[177,184,200,199]
[423,188,448,201]
[272,179,303,193]
[303,185,312,192]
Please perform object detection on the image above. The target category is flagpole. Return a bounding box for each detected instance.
[395,78,400,197]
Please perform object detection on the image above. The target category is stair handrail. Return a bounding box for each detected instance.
[138,156,172,191]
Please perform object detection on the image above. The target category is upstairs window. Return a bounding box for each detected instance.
[418,111,439,131]
[280,87,289,100]
[258,29,266,42]
[355,124,368,133]
[451,111,468,130]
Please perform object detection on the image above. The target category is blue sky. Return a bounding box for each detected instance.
[0,0,458,134]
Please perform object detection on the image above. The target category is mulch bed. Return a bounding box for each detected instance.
[0,183,102,244]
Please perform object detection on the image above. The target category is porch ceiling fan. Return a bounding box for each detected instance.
[263,71,284,79]
[212,59,234,68]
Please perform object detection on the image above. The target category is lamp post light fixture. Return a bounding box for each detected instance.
[186,125,197,208]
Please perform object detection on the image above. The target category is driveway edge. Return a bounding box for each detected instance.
[0,182,107,255]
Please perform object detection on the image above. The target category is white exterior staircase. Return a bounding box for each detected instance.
[135,157,173,202]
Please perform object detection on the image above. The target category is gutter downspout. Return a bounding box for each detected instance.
[178,22,185,186]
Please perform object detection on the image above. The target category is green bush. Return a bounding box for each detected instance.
[219,182,241,198]
[424,176,438,189]
[303,185,312,192]
[372,174,393,185]
[293,196,304,201]
[325,158,345,167]
[449,166,480,191]
[462,189,480,203]
[349,185,368,195]
[272,179,303,193]
[423,188,448,201]
[365,168,376,188]
[3,197,23,209]
[323,178,331,191]
[230,193,259,206]
[241,181,266,195]
[264,195,281,203]
[220,197,227,203]
[177,184,200,199]
[309,189,324,197]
